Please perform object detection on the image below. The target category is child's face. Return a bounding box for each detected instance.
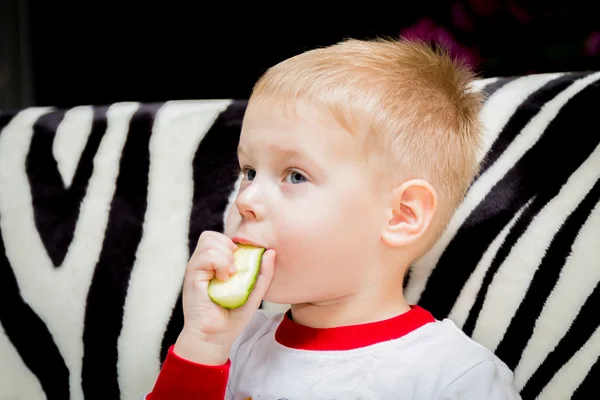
[224,100,389,305]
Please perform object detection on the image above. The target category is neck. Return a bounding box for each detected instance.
[290,279,410,329]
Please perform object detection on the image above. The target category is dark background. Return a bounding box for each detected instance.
[2,1,599,109]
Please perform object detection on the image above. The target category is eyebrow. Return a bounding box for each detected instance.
[276,147,326,177]
[238,145,325,176]
[238,144,303,159]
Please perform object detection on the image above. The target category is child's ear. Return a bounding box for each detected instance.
[381,179,437,248]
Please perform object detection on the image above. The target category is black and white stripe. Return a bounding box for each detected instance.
[406,71,600,399]
[0,71,598,400]
[0,101,242,400]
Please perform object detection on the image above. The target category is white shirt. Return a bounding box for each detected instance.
[146,306,522,400]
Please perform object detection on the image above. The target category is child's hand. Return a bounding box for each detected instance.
[173,230,276,365]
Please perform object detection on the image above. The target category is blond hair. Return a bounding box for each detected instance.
[250,37,484,246]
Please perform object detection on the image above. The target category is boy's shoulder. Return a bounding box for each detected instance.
[410,317,511,369]
[400,318,519,397]
[419,317,495,351]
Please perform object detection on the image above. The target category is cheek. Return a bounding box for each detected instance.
[271,205,328,269]
[267,190,383,302]
[273,193,370,268]
[269,207,370,301]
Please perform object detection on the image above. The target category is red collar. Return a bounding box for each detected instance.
[274,305,435,351]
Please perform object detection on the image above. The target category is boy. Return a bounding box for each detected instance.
[145,37,521,399]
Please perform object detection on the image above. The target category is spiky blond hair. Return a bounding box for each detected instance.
[250,37,484,247]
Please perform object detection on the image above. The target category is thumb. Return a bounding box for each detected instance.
[238,249,276,313]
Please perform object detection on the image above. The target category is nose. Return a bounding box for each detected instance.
[235,181,265,221]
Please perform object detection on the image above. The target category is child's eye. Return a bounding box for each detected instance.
[285,170,307,184]
[242,168,256,181]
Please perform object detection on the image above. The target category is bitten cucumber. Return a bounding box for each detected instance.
[207,244,266,309]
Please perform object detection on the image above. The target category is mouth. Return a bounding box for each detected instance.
[232,236,265,248]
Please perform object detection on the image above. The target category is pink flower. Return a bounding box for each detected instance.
[507,1,532,24]
[468,0,500,17]
[585,32,600,56]
[452,1,474,31]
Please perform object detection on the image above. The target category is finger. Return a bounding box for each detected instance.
[207,249,233,282]
[194,232,237,258]
[190,248,231,282]
[206,235,238,272]
[239,249,276,312]
[191,239,235,269]
[195,230,219,250]
[208,232,238,251]
[210,240,236,267]
[223,235,239,251]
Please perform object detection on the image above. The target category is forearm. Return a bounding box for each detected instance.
[146,345,230,400]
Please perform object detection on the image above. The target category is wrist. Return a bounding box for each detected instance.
[174,329,231,366]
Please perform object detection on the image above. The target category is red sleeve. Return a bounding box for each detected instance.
[146,345,230,400]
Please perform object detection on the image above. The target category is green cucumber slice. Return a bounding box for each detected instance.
[207,244,266,309]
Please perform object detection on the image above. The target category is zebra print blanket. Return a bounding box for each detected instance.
[0,71,598,400]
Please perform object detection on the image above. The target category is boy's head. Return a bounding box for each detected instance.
[224,37,483,307]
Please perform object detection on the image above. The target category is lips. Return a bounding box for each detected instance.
[232,236,265,248]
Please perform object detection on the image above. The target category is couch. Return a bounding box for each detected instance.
[0,71,598,400]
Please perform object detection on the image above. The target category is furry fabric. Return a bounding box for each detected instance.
[0,72,598,400]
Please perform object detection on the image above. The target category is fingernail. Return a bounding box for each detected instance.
[229,265,237,274]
